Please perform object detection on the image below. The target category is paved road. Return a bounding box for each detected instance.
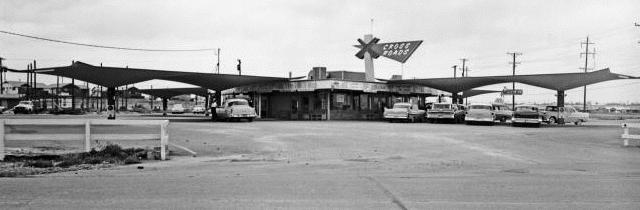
[1,116,640,209]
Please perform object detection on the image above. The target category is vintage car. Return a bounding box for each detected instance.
[492,103,513,123]
[192,105,206,114]
[13,100,44,114]
[465,103,495,125]
[171,104,185,114]
[541,106,589,125]
[213,98,257,122]
[427,103,465,123]
[511,105,543,127]
[383,102,426,123]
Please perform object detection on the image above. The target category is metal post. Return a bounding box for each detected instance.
[162,97,168,116]
[107,87,116,120]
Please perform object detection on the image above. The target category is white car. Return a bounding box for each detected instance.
[171,104,185,114]
[465,103,495,125]
[192,105,206,114]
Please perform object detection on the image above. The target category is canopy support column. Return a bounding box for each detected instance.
[162,97,168,116]
[557,90,565,107]
[107,87,116,120]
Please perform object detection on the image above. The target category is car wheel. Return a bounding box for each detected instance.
[549,117,556,124]
[248,118,254,122]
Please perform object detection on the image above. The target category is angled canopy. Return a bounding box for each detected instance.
[138,88,209,98]
[388,68,638,93]
[11,61,291,90]
[461,89,503,98]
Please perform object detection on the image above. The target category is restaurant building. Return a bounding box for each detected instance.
[224,67,443,120]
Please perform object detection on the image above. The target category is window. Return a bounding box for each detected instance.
[470,105,492,110]
[433,104,451,109]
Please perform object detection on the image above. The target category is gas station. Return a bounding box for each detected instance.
[3,34,638,120]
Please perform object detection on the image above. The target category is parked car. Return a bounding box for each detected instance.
[541,106,589,125]
[383,102,426,123]
[171,104,185,114]
[427,103,465,123]
[192,105,206,114]
[13,100,43,114]
[214,98,257,122]
[492,103,513,123]
[512,105,542,127]
[465,103,495,125]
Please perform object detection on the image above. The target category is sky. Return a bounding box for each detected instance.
[1,0,639,104]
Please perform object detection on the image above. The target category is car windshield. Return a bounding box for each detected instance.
[516,106,538,112]
[19,101,31,105]
[545,106,558,111]
[433,104,451,109]
[470,105,492,110]
[393,104,411,109]
[173,104,183,108]
[229,100,249,106]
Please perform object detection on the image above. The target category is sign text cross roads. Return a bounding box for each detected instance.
[354,38,423,64]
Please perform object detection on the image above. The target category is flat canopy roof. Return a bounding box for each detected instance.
[12,61,291,90]
[388,68,638,93]
[138,88,209,98]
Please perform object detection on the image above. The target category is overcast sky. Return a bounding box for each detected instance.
[1,0,639,104]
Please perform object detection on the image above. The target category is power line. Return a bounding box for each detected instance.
[0,30,217,52]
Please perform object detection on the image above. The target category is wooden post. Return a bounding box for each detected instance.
[85,120,91,152]
[0,120,4,160]
[160,121,168,160]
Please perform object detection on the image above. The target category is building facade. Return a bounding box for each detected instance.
[223,67,443,120]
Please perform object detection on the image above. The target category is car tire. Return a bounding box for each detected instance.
[549,117,556,124]
[248,118,254,122]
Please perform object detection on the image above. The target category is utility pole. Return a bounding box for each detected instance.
[464,67,471,106]
[460,58,467,77]
[580,36,595,111]
[507,52,522,111]
[0,56,4,94]
[237,59,242,76]
[452,65,457,78]
[33,60,37,102]
[216,48,221,74]
[635,23,639,44]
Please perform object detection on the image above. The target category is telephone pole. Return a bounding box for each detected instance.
[580,36,595,111]
[215,48,220,74]
[0,56,4,94]
[635,23,640,44]
[459,58,467,77]
[451,65,457,78]
[507,52,522,111]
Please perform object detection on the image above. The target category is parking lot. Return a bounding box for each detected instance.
[2,115,640,209]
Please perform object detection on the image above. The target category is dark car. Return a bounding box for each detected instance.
[511,105,542,127]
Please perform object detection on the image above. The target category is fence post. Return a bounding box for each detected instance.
[160,121,168,160]
[0,120,4,161]
[85,120,91,152]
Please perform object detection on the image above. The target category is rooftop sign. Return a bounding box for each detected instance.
[355,39,423,63]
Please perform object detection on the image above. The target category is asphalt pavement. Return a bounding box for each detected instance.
[1,115,639,209]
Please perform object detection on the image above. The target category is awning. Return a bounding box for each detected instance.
[388,68,638,93]
[10,61,291,90]
[138,88,209,98]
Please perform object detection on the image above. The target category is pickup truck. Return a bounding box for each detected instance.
[383,102,426,123]
[427,103,465,123]
[213,98,257,122]
[541,106,589,125]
